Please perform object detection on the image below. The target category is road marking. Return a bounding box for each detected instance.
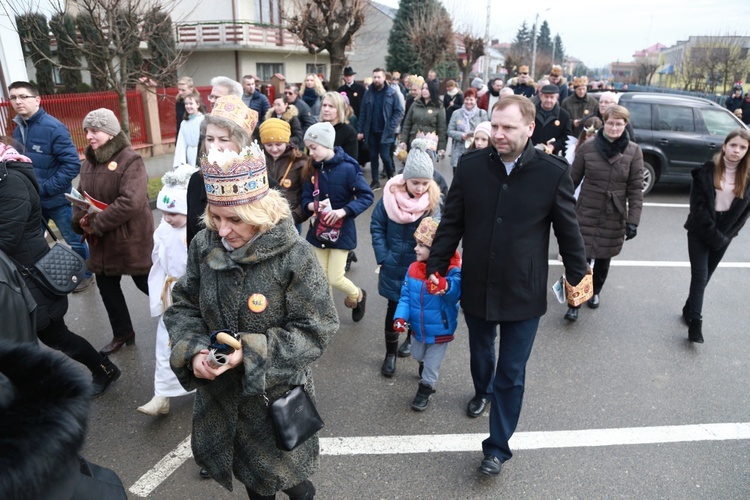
[129,436,192,497]
[549,260,750,268]
[643,202,689,208]
[129,423,750,496]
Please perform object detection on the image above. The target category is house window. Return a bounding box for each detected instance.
[257,63,284,82]
[255,0,280,25]
[306,64,326,76]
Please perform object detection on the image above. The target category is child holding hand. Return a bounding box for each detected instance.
[393,217,461,411]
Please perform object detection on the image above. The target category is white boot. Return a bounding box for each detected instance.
[137,396,170,416]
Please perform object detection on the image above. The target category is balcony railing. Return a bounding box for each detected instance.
[175,22,306,51]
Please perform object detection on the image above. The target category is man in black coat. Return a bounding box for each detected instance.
[337,66,367,118]
[427,95,587,476]
[531,84,573,156]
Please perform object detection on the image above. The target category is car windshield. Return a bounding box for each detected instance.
[701,108,743,136]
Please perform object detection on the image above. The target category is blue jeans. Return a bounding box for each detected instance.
[464,312,540,463]
[367,134,394,182]
[43,204,92,278]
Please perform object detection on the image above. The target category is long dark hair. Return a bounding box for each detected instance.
[713,128,750,198]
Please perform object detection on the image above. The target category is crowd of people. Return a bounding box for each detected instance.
[3,62,750,498]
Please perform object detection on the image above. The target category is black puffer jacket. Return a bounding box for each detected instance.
[0,161,67,329]
[684,161,750,249]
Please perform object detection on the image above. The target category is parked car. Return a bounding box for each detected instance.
[616,92,748,194]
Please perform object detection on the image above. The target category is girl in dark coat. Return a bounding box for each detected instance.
[72,109,155,355]
[683,128,750,343]
[301,122,374,323]
[566,105,643,321]
[370,139,441,376]
[0,139,120,396]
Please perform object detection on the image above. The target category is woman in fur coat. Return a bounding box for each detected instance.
[683,128,750,343]
[566,105,643,322]
[71,108,154,356]
[164,138,338,498]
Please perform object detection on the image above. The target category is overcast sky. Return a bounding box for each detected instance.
[378,0,750,69]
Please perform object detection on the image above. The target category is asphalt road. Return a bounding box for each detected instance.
[64,155,750,499]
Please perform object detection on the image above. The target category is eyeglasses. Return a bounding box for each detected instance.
[8,94,38,101]
[605,121,626,128]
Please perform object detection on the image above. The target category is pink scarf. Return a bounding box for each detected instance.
[383,174,431,223]
[0,143,32,163]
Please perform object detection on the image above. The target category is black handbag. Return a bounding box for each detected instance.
[15,219,87,296]
[268,385,324,451]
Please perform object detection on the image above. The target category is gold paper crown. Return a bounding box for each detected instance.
[211,95,259,138]
[573,76,588,88]
[518,65,529,74]
[550,65,563,77]
[201,143,269,206]
[415,131,438,152]
[414,217,439,247]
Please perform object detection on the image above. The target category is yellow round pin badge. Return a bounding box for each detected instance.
[353,92,358,97]
[282,179,292,188]
[107,161,118,171]
[248,293,267,313]
[554,120,560,127]
[584,109,590,115]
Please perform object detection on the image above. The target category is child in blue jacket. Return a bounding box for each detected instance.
[393,217,461,411]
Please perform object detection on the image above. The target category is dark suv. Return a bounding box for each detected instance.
[617,92,747,193]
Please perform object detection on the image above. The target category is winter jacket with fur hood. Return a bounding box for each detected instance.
[571,129,644,259]
[164,217,338,495]
[684,160,750,250]
[72,132,154,276]
[265,106,304,149]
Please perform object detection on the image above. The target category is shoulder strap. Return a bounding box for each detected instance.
[312,173,320,212]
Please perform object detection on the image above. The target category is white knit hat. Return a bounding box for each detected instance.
[157,164,196,215]
[403,138,434,180]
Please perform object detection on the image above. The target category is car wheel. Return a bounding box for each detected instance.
[642,160,656,194]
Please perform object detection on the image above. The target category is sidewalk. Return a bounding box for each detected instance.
[144,154,175,181]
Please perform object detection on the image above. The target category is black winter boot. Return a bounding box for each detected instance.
[688,319,704,344]
[397,334,412,357]
[91,356,121,398]
[411,383,436,411]
[682,301,691,326]
[381,331,399,377]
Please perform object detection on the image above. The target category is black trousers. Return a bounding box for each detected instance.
[591,257,612,294]
[687,231,730,321]
[96,274,149,338]
[37,317,105,373]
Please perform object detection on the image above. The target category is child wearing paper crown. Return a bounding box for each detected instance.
[370,138,442,377]
[393,217,461,411]
[138,163,197,416]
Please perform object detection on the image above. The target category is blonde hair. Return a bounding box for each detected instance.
[305,74,326,96]
[389,177,442,215]
[202,189,291,234]
[320,91,349,125]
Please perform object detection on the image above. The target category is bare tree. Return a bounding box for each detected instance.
[405,1,455,76]
[457,33,484,91]
[284,0,367,89]
[8,0,188,139]
[635,62,658,86]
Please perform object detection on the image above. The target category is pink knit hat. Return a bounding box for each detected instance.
[473,121,491,140]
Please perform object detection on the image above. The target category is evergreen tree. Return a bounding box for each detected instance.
[553,34,565,65]
[537,21,552,57]
[49,13,82,93]
[16,13,55,95]
[386,0,422,74]
[144,8,178,86]
[511,21,532,61]
[77,12,109,91]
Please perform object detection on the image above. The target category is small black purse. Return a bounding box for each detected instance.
[268,385,324,452]
[15,219,87,296]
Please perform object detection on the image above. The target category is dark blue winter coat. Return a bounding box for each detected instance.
[370,199,430,302]
[302,147,373,251]
[358,85,404,143]
[12,108,80,210]
[394,254,461,344]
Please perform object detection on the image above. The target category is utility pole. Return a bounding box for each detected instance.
[484,0,491,82]
[530,15,538,80]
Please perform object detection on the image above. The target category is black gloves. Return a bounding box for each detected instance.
[625,223,638,241]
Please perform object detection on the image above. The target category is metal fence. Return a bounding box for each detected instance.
[1,89,148,153]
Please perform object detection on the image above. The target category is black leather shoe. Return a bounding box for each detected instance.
[90,357,121,398]
[564,307,579,322]
[381,354,396,377]
[478,454,502,475]
[397,335,411,357]
[99,332,135,355]
[467,396,490,418]
[688,319,704,344]
[587,294,600,309]
[199,468,211,479]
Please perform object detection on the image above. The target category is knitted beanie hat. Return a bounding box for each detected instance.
[473,121,492,140]
[157,164,196,215]
[304,122,335,150]
[259,118,291,144]
[403,138,434,180]
[82,108,121,136]
[471,77,484,90]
